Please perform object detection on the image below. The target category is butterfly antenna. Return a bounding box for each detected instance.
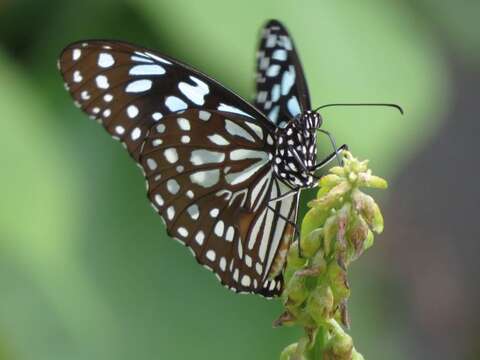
[318,129,342,166]
[314,103,404,115]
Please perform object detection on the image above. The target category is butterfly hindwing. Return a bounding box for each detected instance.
[140,109,295,296]
[254,19,311,126]
[58,40,274,160]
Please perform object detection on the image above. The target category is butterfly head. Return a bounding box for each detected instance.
[273,111,321,188]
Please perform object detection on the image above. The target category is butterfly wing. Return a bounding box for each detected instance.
[58,41,298,297]
[254,19,311,126]
[141,109,298,296]
[58,40,274,160]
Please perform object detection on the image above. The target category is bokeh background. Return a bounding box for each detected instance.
[0,0,478,359]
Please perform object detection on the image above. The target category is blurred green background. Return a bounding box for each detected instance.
[1,0,479,359]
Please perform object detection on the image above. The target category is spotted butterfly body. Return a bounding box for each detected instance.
[59,20,325,297]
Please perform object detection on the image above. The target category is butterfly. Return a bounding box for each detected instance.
[58,19,347,297]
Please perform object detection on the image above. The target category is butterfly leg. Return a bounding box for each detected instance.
[311,144,349,172]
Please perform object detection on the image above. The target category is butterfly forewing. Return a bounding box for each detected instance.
[254,20,311,125]
[59,40,274,160]
[140,109,293,296]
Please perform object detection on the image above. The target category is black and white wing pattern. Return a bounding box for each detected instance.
[254,20,311,274]
[59,40,274,160]
[254,19,311,126]
[141,109,296,296]
[58,40,298,297]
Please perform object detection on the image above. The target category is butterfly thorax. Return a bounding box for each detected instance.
[273,111,321,189]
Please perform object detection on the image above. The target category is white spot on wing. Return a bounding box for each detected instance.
[287,96,301,117]
[95,75,109,89]
[230,149,268,161]
[225,226,235,242]
[206,250,216,261]
[244,122,264,140]
[126,79,152,93]
[190,150,224,165]
[152,112,163,121]
[225,120,255,142]
[131,127,142,140]
[165,96,188,112]
[177,227,188,237]
[177,117,191,131]
[272,49,287,61]
[127,105,139,118]
[199,111,211,121]
[187,204,200,220]
[266,64,280,77]
[167,206,175,220]
[131,55,153,63]
[207,134,229,146]
[164,148,178,163]
[271,84,280,102]
[167,179,180,194]
[146,158,157,170]
[218,103,254,118]
[98,53,115,68]
[178,76,210,105]
[214,221,224,237]
[268,106,280,122]
[129,64,165,75]
[241,275,251,287]
[115,126,125,135]
[154,194,164,206]
[195,231,205,245]
[72,49,81,61]
[80,90,90,100]
[220,257,227,271]
[103,94,113,102]
[73,70,82,83]
[281,65,295,95]
[190,169,220,188]
[144,51,173,65]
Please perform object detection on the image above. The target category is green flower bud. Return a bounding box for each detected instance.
[323,214,338,256]
[319,174,343,188]
[309,181,351,209]
[301,206,331,238]
[348,172,358,183]
[351,189,384,233]
[335,204,351,254]
[285,273,309,306]
[286,241,307,270]
[357,170,388,189]
[310,250,327,273]
[327,262,350,304]
[306,284,334,325]
[300,228,323,258]
[347,214,369,259]
[329,165,345,176]
[324,331,354,360]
